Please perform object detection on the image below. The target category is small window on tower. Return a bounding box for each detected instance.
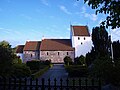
[81,42,83,45]
[84,37,86,40]
[78,37,80,40]
[31,54,32,57]
[67,52,69,55]
[47,52,48,55]
[58,52,59,55]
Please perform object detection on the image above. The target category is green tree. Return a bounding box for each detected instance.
[0,41,13,76]
[92,26,110,57]
[64,56,73,66]
[83,0,120,29]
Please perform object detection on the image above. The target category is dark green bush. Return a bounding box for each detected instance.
[12,64,31,77]
[26,60,41,70]
[74,55,86,65]
[64,56,73,65]
[65,65,88,77]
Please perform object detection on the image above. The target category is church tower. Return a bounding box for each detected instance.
[70,25,92,57]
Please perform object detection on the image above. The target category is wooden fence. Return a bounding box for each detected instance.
[0,76,102,90]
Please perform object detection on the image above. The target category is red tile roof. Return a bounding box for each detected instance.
[72,26,90,36]
[16,45,24,53]
[23,41,41,51]
[40,39,74,51]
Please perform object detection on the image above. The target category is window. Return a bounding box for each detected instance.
[81,42,83,45]
[58,52,59,55]
[78,37,80,40]
[84,37,86,40]
[31,54,32,57]
[47,52,48,55]
[67,52,69,55]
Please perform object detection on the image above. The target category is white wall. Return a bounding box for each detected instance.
[72,36,92,57]
[16,53,24,62]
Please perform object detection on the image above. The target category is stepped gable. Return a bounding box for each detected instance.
[40,39,74,51]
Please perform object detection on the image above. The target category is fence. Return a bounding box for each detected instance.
[0,76,102,90]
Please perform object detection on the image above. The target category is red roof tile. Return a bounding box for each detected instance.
[23,41,41,51]
[16,45,24,53]
[40,39,74,51]
[72,26,90,36]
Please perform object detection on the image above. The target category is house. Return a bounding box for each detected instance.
[15,25,92,63]
[70,25,92,57]
[15,45,24,62]
[40,39,75,63]
[23,41,41,62]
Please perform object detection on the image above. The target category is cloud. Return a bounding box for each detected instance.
[41,0,49,6]
[84,13,98,21]
[81,6,86,13]
[59,5,72,15]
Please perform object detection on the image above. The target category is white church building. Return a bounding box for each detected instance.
[16,25,92,63]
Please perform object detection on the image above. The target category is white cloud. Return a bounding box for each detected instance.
[41,0,49,6]
[84,13,98,21]
[59,5,72,15]
[81,6,86,13]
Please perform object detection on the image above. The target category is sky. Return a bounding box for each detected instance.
[0,0,120,47]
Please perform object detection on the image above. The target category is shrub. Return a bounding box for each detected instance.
[74,55,86,65]
[65,65,88,77]
[64,56,73,65]
[12,64,31,77]
[26,60,41,70]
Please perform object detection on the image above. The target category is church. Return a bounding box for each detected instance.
[15,25,92,63]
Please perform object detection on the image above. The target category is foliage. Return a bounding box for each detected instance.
[31,66,49,79]
[83,0,120,29]
[0,41,14,76]
[26,60,51,71]
[65,65,88,77]
[64,56,73,65]
[92,26,110,57]
[90,56,120,86]
[74,55,86,65]
[112,40,120,62]
[26,60,41,70]
[12,64,31,77]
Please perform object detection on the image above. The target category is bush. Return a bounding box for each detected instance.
[64,56,73,65]
[12,64,31,77]
[26,60,41,70]
[74,55,86,65]
[90,57,120,86]
[65,65,88,77]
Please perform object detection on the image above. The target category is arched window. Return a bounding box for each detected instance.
[58,52,59,55]
[47,52,48,55]
[84,37,86,40]
[78,37,80,40]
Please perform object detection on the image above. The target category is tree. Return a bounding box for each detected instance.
[64,56,73,65]
[83,0,120,29]
[0,41,14,76]
[92,26,110,57]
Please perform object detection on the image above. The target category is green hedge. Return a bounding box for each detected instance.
[65,65,88,77]
[31,66,50,79]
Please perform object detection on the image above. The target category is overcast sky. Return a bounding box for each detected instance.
[0,0,120,47]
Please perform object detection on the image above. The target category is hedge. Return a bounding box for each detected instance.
[31,66,50,79]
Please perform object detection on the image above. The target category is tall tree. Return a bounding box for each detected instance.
[92,26,110,57]
[0,41,13,76]
[83,0,120,29]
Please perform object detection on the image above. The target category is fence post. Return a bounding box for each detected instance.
[66,78,69,90]
[98,78,101,90]
[3,76,6,90]
[30,78,32,90]
[19,78,22,90]
[85,78,88,90]
[60,78,63,90]
[91,78,94,90]
[8,77,11,90]
[41,78,45,90]
[35,78,38,90]
[72,78,75,90]
[24,77,27,90]
[48,78,51,90]
[54,78,57,90]
[79,78,81,90]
